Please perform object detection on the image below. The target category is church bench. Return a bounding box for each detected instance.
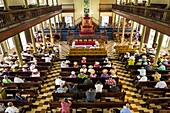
[153,107,170,113]
[136,81,170,91]
[61,77,119,85]
[60,67,112,72]
[0,99,32,110]
[0,76,44,83]
[0,82,42,91]
[131,70,170,76]
[140,87,170,98]
[66,55,107,60]
[49,101,126,113]
[55,83,122,91]
[5,89,38,99]
[67,62,108,67]
[52,92,125,102]
[146,98,170,109]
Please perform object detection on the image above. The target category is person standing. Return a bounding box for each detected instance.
[61,98,72,113]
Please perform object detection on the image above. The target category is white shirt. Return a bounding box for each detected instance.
[139,76,147,82]
[105,64,112,67]
[45,57,51,62]
[14,77,24,83]
[31,72,40,77]
[55,78,65,85]
[137,69,146,76]
[80,68,87,73]
[5,106,19,113]
[155,81,167,88]
[95,84,103,92]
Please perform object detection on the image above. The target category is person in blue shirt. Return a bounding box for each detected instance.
[14,93,27,102]
[120,103,132,113]
[56,84,67,93]
[157,63,166,70]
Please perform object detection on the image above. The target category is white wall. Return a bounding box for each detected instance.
[58,0,74,5]
[74,0,83,21]
[150,0,169,4]
[8,0,25,6]
[91,0,99,20]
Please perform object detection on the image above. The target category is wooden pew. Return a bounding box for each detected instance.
[153,107,170,113]
[146,97,170,108]
[131,70,170,76]
[49,101,126,113]
[60,67,112,72]
[55,83,122,91]
[140,87,170,98]
[5,89,38,99]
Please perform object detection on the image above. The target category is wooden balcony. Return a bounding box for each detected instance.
[61,4,74,13]
[111,4,170,36]
[0,5,62,42]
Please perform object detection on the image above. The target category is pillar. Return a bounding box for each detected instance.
[24,0,29,8]
[121,17,126,43]
[36,0,40,7]
[0,42,8,55]
[24,29,32,43]
[57,15,60,22]
[153,33,164,66]
[134,0,138,5]
[40,23,47,47]
[112,13,115,27]
[113,14,117,28]
[46,0,49,6]
[147,0,151,6]
[2,0,10,10]
[117,15,120,32]
[29,28,37,53]
[126,0,128,4]
[53,16,57,29]
[13,35,23,67]
[129,21,134,47]
[49,19,54,45]
[139,26,147,52]
[152,31,158,48]
[56,0,58,5]
[52,0,54,6]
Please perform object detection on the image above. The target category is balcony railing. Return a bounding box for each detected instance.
[0,5,62,29]
[112,4,170,25]
[99,4,113,12]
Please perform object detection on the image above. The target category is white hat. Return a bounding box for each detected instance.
[138,59,142,62]
[32,68,38,73]
[95,62,100,65]
[71,71,75,75]
[65,60,70,64]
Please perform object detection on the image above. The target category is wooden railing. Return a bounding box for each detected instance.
[99,4,113,11]
[61,4,74,9]
[112,4,170,25]
[0,5,62,29]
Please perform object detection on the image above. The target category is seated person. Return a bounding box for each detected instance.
[95,81,103,92]
[2,75,12,83]
[110,69,117,78]
[80,65,87,73]
[77,72,88,79]
[69,71,77,78]
[55,76,66,85]
[68,84,79,94]
[5,102,19,113]
[105,61,112,67]
[124,52,130,58]
[31,68,40,77]
[155,78,168,88]
[137,75,148,82]
[14,92,27,102]
[22,65,29,72]
[81,57,86,63]
[128,56,135,65]
[73,61,79,68]
[1,68,9,76]
[120,103,132,113]
[88,65,93,73]
[44,55,52,62]
[89,69,97,78]
[60,61,69,68]
[162,59,169,65]
[135,59,142,65]
[56,84,67,93]
[14,75,24,83]
[157,63,166,70]
[101,69,109,78]
[0,103,5,112]
[152,71,161,82]
[94,61,101,68]
[105,77,116,85]
[108,82,120,93]
[145,62,152,70]
[83,78,93,85]
[85,88,96,102]
[137,67,146,76]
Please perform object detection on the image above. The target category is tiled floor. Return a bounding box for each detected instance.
[26,41,161,113]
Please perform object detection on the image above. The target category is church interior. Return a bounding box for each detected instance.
[0,0,170,113]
